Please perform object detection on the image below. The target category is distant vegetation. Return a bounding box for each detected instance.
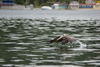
[15,0,85,6]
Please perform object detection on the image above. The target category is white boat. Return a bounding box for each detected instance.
[41,6,52,10]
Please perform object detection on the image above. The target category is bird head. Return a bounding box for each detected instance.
[63,34,66,36]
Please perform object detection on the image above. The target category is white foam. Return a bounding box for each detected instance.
[74,40,87,48]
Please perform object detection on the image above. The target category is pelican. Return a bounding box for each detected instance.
[48,34,76,45]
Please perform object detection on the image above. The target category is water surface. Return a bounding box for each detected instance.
[0,10,100,20]
[0,10,100,67]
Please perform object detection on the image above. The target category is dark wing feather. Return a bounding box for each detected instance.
[47,36,61,44]
[61,37,68,45]
[53,36,61,42]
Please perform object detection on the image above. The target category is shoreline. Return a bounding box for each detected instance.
[0,8,100,10]
[78,8,100,10]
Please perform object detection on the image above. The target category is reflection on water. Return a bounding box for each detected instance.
[0,18,100,67]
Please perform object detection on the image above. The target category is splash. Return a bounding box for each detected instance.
[74,40,87,48]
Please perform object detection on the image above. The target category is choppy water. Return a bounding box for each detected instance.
[0,10,100,67]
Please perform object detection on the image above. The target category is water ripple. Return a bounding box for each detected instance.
[0,18,100,67]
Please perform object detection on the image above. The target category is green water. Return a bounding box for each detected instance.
[0,18,100,67]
